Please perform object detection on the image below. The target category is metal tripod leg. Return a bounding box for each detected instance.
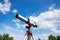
[24,29,34,40]
[32,35,34,40]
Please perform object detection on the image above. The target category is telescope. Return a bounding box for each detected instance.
[16,14,37,40]
[16,14,37,28]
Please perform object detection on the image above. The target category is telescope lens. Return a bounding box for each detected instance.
[16,14,18,18]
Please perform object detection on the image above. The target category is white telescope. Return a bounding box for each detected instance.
[16,14,37,40]
[16,14,37,28]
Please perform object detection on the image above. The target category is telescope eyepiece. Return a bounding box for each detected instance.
[33,25,37,27]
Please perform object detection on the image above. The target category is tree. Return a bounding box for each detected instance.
[0,33,13,40]
[57,36,60,40]
[0,35,2,40]
[48,35,57,40]
[38,38,41,40]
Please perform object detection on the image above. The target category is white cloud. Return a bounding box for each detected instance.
[12,10,18,13]
[0,24,24,40]
[0,0,11,14]
[12,19,27,29]
[33,34,50,40]
[29,5,60,40]
[12,19,20,23]
[21,24,28,28]
[29,8,60,30]
[12,19,21,29]
[49,4,55,10]
[51,28,60,34]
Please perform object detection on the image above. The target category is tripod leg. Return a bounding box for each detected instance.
[32,35,34,40]
[24,35,27,40]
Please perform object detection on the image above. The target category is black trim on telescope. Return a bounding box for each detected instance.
[16,14,18,18]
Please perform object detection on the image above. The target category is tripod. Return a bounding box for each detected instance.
[15,14,37,40]
[24,25,34,40]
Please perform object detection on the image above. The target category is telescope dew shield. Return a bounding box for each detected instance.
[16,14,28,22]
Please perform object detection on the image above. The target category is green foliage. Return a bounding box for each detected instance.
[0,35,2,40]
[57,36,60,40]
[48,35,57,40]
[0,33,13,40]
[37,35,60,40]
[38,38,41,40]
[0,33,60,40]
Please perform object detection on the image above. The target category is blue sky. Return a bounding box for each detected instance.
[0,0,60,40]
